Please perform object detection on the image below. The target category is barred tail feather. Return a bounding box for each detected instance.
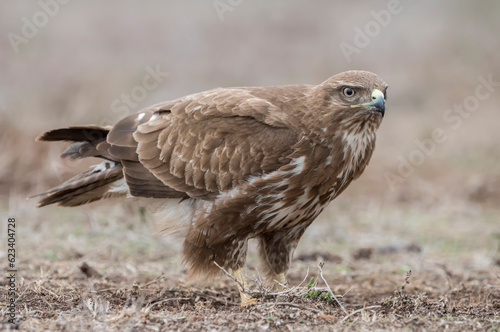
[34,162,124,207]
[33,125,126,207]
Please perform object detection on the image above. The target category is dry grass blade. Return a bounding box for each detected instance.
[318,263,348,315]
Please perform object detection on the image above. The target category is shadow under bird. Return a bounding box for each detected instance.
[34,70,387,306]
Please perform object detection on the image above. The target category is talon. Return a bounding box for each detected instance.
[240,294,258,307]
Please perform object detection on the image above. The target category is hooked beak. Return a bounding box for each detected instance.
[350,89,385,117]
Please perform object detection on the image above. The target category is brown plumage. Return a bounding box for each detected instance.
[35,70,388,306]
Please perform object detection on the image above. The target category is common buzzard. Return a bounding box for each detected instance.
[35,70,388,306]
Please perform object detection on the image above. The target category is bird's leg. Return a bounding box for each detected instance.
[258,229,307,292]
[275,272,288,292]
[232,268,257,306]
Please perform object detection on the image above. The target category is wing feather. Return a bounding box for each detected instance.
[133,89,300,198]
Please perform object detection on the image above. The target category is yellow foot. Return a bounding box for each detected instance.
[232,268,257,307]
[275,273,288,291]
[240,293,258,307]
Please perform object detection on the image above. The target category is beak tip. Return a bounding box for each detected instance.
[370,95,385,116]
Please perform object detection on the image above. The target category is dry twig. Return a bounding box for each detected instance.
[147,297,192,308]
[141,274,165,288]
[213,261,247,293]
[274,302,322,314]
[340,305,382,323]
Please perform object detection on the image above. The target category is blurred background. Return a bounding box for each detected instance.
[1,1,499,279]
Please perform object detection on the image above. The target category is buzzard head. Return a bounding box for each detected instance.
[303,70,387,145]
[320,70,388,119]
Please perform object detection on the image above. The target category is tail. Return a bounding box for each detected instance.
[33,126,125,207]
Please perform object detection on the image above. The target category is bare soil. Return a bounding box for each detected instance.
[1,196,499,331]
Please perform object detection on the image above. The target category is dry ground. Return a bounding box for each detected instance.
[2,2,500,331]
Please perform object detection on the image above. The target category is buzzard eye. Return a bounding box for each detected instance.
[342,87,355,97]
